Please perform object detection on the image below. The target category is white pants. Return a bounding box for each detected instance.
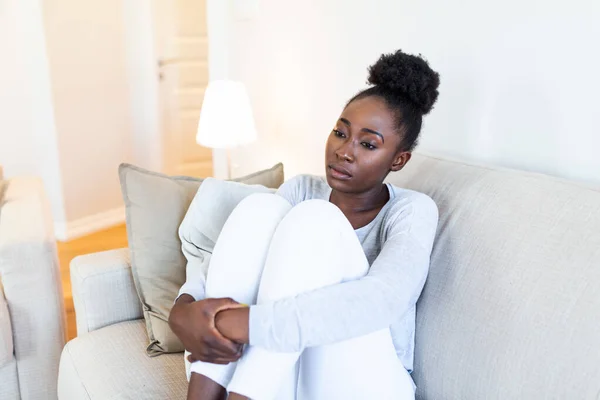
[186,193,415,400]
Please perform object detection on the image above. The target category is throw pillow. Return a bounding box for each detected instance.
[119,163,284,355]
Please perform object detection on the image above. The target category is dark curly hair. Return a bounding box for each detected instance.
[347,50,440,152]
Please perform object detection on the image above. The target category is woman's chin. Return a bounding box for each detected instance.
[326,174,355,192]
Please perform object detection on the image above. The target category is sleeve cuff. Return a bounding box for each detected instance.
[248,303,273,349]
[175,281,205,303]
[248,301,303,352]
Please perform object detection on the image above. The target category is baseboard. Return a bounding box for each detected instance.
[55,206,125,242]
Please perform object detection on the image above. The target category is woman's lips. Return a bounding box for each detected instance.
[328,165,352,180]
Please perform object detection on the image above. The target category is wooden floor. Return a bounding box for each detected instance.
[57,224,129,340]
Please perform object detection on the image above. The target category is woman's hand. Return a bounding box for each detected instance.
[168,294,243,364]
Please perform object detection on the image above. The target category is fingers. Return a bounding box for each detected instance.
[214,298,249,313]
[208,328,242,354]
[189,331,241,361]
[193,340,242,361]
[208,297,247,314]
[200,344,240,360]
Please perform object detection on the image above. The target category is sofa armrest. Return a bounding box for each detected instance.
[71,248,143,335]
[0,177,66,399]
[0,287,14,371]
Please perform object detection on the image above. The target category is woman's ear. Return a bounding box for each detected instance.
[391,152,412,172]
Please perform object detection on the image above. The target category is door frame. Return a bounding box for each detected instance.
[122,0,230,178]
[123,0,163,173]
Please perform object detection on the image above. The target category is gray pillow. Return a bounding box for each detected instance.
[119,163,284,354]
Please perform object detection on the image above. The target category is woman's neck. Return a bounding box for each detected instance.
[329,184,390,215]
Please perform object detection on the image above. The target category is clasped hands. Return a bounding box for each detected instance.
[169,295,250,365]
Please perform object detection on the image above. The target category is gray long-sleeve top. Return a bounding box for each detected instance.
[178,175,438,372]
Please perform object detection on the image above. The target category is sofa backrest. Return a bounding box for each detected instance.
[386,154,600,399]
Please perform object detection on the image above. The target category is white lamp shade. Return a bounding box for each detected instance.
[196,80,258,149]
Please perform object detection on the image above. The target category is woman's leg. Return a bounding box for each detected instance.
[185,193,292,392]
[227,200,414,400]
[187,373,228,400]
[298,328,415,400]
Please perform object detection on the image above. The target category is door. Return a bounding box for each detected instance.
[153,0,212,177]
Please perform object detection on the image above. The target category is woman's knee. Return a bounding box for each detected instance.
[208,193,292,299]
[256,200,367,302]
[221,193,292,233]
[279,199,353,234]
[234,193,292,217]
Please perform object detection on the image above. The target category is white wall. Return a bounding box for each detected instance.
[216,0,600,185]
[43,0,134,226]
[2,0,139,239]
[0,0,66,224]
[0,1,38,178]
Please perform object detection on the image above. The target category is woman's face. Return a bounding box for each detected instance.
[325,96,410,194]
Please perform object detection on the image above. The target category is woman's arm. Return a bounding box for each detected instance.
[244,194,439,353]
[172,180,249,361]
[170,295,243,363]
[215,307,250,344]
[177,184,215,302]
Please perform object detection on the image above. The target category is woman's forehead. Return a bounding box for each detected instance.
[340,97,396,133]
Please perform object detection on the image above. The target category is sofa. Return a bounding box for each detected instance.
[57,154,600,399]
[0,168,67,399]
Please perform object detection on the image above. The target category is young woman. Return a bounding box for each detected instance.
[169,49,440,400]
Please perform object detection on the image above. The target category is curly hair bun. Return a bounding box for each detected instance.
[367,50,440,115]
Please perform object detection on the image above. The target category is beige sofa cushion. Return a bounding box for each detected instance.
[387,154,600,399]
[58,320,187,399]
[119,164,284,355]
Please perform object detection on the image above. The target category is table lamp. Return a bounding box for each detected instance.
[196,80,258,178]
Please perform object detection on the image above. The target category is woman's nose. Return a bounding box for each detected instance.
[335,143,354,162]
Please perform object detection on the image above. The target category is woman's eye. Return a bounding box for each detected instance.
[333,129,345,138]
[362,142,376,150]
